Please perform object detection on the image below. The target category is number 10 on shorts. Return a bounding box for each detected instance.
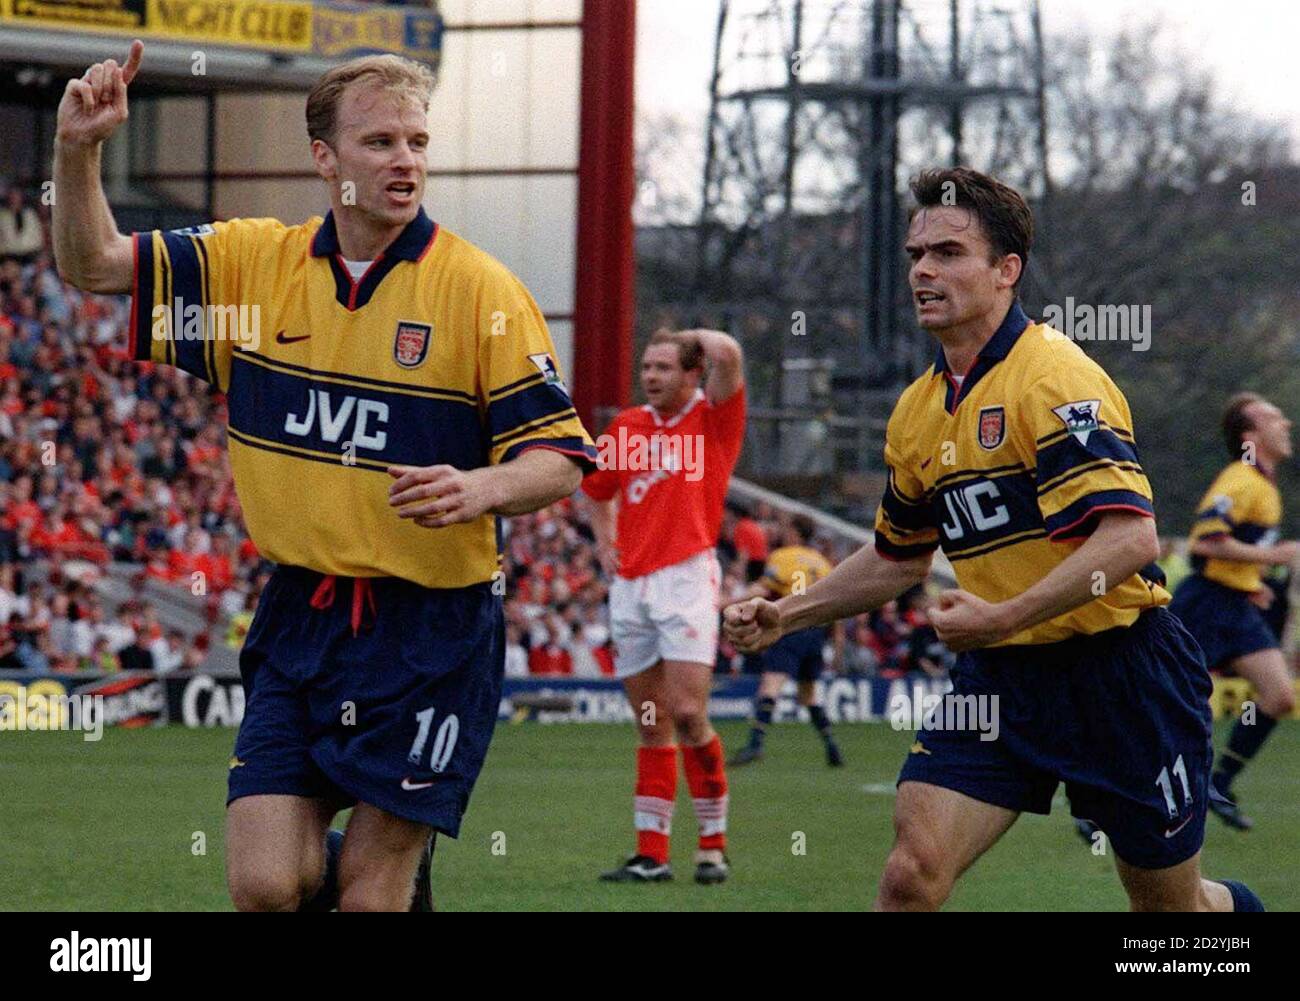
[409,707,460,772]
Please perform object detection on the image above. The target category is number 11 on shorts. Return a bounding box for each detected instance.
[1155,754,1192,818]
[409,706,460,773]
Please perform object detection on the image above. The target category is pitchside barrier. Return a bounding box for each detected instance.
[1,670,1295,732]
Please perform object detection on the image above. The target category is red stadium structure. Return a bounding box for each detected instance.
[573,0,636,430]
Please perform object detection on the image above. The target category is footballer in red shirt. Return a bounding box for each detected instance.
[583,329,746,884]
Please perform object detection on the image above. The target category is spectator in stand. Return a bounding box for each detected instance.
[5,474,41,536]
[0,187,44,264]
[47,590,73,659]
[97,599,137,654]
[842,616,882,677]
[732,503,770,580]
[0,623,21,669]
[86,634,116,672]
[195,531,236,592]
[567,622,608,679]
[528,624,572,676]
[504,621,530,679]
[868,600,912,678]
[0,562,25,624]
[68,595,101,658]
[150,629,186,675]
[182,634,208,671]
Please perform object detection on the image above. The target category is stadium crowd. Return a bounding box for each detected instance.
[0,180,951,681]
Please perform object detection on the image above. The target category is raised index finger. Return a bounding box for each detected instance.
[121,40,144,85]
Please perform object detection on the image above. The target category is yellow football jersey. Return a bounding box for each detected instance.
[762,545,833,599]
[131,208,596,588]
[1188,461,1283,593]
[873,302,1169,646]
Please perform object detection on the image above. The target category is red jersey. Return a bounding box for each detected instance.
[583,386,745,579]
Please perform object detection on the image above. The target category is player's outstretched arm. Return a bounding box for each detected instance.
[930,510,1159,652]
[724,542,930,652]
[388,448,583,528]
[52,39,143,294]
[1189,535,1299,568]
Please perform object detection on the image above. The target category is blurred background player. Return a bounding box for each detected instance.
[729,514,844,767]
[583,328,745,884]
[52,40,595,911]
[1168,393,1297,830]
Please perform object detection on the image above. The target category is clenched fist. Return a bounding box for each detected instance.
[57,39,144,148]
[722,597,783,653]
[929,589,1017,652]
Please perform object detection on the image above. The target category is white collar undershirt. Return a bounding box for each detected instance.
[342,258,373,281]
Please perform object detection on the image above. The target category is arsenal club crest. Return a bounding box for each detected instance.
[393,320,432,369]
[977,405,1006,450]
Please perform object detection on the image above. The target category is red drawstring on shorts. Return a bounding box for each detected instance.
[309,575,377,637]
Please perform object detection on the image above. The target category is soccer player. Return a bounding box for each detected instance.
[729,514,844,767]
[724,167,1264,912]
[1168,393,1297,830]
[53,41,597,911]
[583,328,745,884]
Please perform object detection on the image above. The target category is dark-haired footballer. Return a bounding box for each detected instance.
[725,166,1263,911]
[1169,393,1297,830]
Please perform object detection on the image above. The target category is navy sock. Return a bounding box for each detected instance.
[807,704,834,744]
[1213,711,1278,793]
[1218,880,1265,912]
[748,696,776,749]
[299,829,343,912]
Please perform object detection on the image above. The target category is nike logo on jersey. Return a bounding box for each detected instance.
[1163,814,1193,839]
[401,777,435,791]
[909,741,931,755]
[228,757,246,769]
[275,330,311,344]
[920,457,933,470]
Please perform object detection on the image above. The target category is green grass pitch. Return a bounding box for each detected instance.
[4,720,1296,911]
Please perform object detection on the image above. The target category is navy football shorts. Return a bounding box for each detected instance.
[898,608,1213,870]
[764,626,827,682]
[1169,573,1279,671]
[227,565,504,838]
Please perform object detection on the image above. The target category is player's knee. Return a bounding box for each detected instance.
[876,842,950,911]
[1259,688,1295,719]
[228,869,303,912]
[672,706,711,744]
[338,878,409,912]
[1125,884,1199,912]
[636,715,675,745]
